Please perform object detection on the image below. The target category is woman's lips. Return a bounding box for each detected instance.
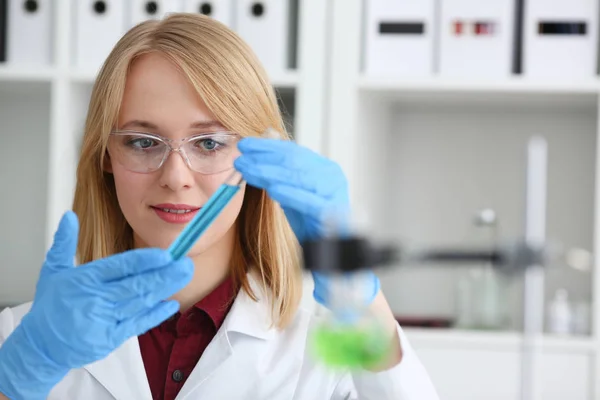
[151,203,200,224]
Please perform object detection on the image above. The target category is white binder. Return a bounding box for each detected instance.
[130,0,183,27]
[74,0,127,71]
[235,0,291,77]
[439,0,516,77]
[184,0,233,27]
[7,0,52,66]
[364,0,436,77]
[523,0,599,78]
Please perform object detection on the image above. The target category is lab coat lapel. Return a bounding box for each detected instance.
[175,273,303,399]
[83,337,152,400]
[174,331,234,400]
[175,274,269,400]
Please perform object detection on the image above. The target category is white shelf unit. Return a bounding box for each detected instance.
[358,76,600,95]
[0,77,52,309]
[404,328,596,400]
[0,66,56,81]
[325,0,600,399]
[349,82,597,333]
[0,0,330,307]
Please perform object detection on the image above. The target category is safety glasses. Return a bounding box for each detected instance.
[107,131,241,174]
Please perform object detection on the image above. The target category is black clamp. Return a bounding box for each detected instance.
[301,235,397,273]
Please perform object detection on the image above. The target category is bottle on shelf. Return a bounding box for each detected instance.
[547,288,573,335]
[455,208,510,331]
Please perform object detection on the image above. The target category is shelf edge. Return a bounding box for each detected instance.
[357,76,600,95]
[403,328,596,352]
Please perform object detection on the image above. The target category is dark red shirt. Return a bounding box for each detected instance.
[138,277,236,400]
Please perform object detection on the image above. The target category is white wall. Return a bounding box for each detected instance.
[0,82,51,306]
[363,97,596,330]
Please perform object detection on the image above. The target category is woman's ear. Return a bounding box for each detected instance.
[103,152,113,173]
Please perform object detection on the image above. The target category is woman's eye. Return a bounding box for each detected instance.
[203,139,216,150]
[129,137,156,149]
[195,138,221,151]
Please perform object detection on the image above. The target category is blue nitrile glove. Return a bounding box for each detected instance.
[235,137,350,243]
[0,211,193,400]
[234,136,380,309]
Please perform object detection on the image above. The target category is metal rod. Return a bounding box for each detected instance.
[520,136,547,400]
[411,249,505,264]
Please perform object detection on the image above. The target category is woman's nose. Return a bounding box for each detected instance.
[157,150,195,191]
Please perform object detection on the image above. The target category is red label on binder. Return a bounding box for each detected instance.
[474,21,495,35]
[453,20,464,35]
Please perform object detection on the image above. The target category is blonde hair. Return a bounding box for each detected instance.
[72,13,303,329]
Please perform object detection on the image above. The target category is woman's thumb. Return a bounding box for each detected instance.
[44,211,80,269]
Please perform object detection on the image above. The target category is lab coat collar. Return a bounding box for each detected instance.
[221,271,277,340]
[83,272,278,400]
[175,272,302,400]
[83,337,153,400]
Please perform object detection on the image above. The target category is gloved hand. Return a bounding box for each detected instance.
[311,272,380,311]
[234,136,380,309]
[0,211,193,400]
[235,137,350,243]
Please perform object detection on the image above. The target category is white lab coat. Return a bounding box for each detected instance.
[0,274,440,400]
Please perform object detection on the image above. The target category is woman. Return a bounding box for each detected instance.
[0,13,439,400]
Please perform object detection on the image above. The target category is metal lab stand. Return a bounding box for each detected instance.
[302,137,587,400]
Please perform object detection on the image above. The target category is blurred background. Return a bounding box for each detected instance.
[0,0,599,398]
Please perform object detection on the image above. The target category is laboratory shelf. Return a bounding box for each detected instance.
[358,76,600,95]
[327,1,600,396]
[404,328,596,353]
[271,70,299,89]
[357,76,600,108]
[68,68,101,84]
[0,65,56,82]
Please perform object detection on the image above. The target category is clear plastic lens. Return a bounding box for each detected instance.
[185,134,238,170]
[108,131,240,174]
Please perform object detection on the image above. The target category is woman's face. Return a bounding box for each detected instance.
[107,52,245,255]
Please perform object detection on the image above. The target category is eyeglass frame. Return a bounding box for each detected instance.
[107,130,241,174]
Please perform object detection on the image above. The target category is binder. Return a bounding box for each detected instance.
[7,0,52,65]
[74,0,127,70]
[523,0,599,77]
[235,0,291,76]
[184,0,233,27]
[130,0,183,27]
[0,0,6,62]
[364,0,436,77]
[438,0,516,77]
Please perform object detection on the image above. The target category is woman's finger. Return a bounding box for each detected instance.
[237,138,327,172]
[268,184,324,216]
[268,184,351,236]
[268,184,346,223]
[114,300,180,342]
[101,258,193,304]
[82,248,174,282]
[236,148,288,165]
[237,137,300,154]
[235,154,340,195]
[234,157,295,189]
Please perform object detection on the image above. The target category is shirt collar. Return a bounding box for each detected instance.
[193,275,236,331]
[159,275,237,335]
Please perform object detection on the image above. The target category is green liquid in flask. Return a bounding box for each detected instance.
[311,321,391,369]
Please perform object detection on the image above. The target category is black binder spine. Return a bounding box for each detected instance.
[0,0,6,62]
